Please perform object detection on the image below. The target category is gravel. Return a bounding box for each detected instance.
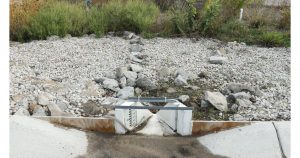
[10,36,290,120]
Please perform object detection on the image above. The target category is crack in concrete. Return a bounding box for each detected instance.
[272,122,287,158]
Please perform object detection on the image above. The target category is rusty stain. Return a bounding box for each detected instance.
[192,121,251,136]
[35,116,115,133]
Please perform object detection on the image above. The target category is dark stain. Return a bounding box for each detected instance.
[77,132,228,158]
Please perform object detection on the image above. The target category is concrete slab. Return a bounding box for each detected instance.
[10,115,87,158]
[273,121,290,158]
[197,122,282,158]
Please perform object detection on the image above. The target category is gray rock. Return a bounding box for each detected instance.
[157,67,172,79]
[178,95,190,103]
[136,77,157,90]
[174,75,188,86]
[129,64,143,72]
[14,107,30,116]
[129,54,143,63]
[232,92,251,100]
[130,37,143,45]
[166,87,177,93]
[223,83,261,96]
[47,102,64,116]
[117,86,134,99]
[32,105,47,116]
[209,56,227,64]
[82,101,108,116]
[119,77,127,88]
[116,66,128,79]
[204,91,228,112]
[236,99,253,108]
[56,100,68,111]
[124,71,137,86]
[103,71,116,79]
[37,93,52,106]
[135,87,142,95]
[175,69,189,80]
[200,100,210,108]
[102,78,120,91]
[230,104,239,112]
[129,44,143,52]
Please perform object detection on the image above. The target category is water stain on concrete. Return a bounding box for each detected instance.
[77,132,227,158]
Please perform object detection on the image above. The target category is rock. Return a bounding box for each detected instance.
[178,95,190,103]
[81,81,105,97]
[47,35,60,41]
[200,100,210,108]
[232,92,251,100]
[117,86,134,99]
[166,87,177,93]
[136,77,157,90]
[32,105,47,116]
[37,93,53,106]
[103,71,116,79]
[14,107,30,116]
[157,67,171,80]
[47,102,64,116]
[116,66,128,79]
[82,101,108,116]
[130,37,143,45]
[236,99,252,108]
[175,70,189,80]
[129,64,143,72]
[208,56,227,64]
[124,71,137,86]
[102,78,120,92]
[129,44,143,52]
[135,87,142,95]
[129,54,143,63]
[174,75,188,86]
[119,77,127,88]
[204,91,228,112]
[223,83,261,96]
[101,97,120,106]
[56,100,68,111]
[230,104,239,112]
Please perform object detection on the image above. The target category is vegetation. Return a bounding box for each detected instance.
[10,0,290,47]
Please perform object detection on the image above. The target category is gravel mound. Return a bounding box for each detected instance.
[9,36,290,120]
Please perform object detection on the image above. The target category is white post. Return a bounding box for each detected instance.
[239,8,244,22]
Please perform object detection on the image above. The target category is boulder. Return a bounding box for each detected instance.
[136,77,157,90]
[129,64,143,73]
[236,99,253,108]
[174,75,188,86]
[37,93,53,106]
[102,78,120,92]
[232,92,251,100]
[47,102,64,116]
[166,87,177,93]
[82,101,108,116]
[208,56,227,64]
[124,71,137,87]
[14,107,30,116]
[129,44,143,52]
[116,66,128,79]
[119,77,127,88]
[223,83,262,96]
[56,100,69,111]
[135,87,143,95]
[204,91,228,111]
[129,54,143,63]
[200,100,210,108]
[117,86,135,99]
[178,95,190,103]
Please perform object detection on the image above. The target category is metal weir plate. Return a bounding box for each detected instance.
[114,97,193,136]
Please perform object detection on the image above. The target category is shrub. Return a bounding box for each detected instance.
[10,0,44,41]
[220,0,245,21]
[259,31,286,47]
[198,0,221,36]
[217,19,249,42]
[24,0,88,40]
[278,7,290,30]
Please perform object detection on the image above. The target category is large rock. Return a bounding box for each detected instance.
[209,56,227,65]
[116,66,128,79]
[223,83,262,96]
[136,77,157,90]
[129,54,143,63]
[124,71,137,86]
[37,93,54,106]
[129,44,143,52]
[204,91,228,111]
[232,92,251,100]
[178,95,190,103]
[82,101,108,116]
[14,107,30,116]
[119,77,127,88]
[102,78,120,92]
[174,75,188,86]
[117,86,134,99]
[47,102,64,116]
[129,64,143,72]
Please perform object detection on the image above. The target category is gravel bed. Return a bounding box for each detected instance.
[9,36,290,120]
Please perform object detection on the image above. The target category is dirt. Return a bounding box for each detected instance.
[77,132,227,158]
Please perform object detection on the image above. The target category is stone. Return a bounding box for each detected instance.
[232,92,251,100]
[129,44,143,52]
[117,86,135,99]
[82,101,108,116]
[136,77,157,90]
[32,105,47,116]
[102,78,120,92]
[223,83,262,97]
[101,97,120,106]
[56,100,69,111]
[129,54,143,63]
[116,66,128,79]
[166,87,177,93]
[119,77,127,88]
[37,93,53,106]
[200,100,210,108]
[157,68,171,79]
[47,102,64,116]
[230,104,239,112]
[135,87,142,95]
[129,64,143,72]
[204,91,228,112]
[236,99,252,108]
[174,75,188,86]
[14,107,30,116]
[81,81,105,97]
[129,37,143,45]
[175,69,189,80]
[178,95,190,103]
[124,71,137,87]
[208,56,227,64]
